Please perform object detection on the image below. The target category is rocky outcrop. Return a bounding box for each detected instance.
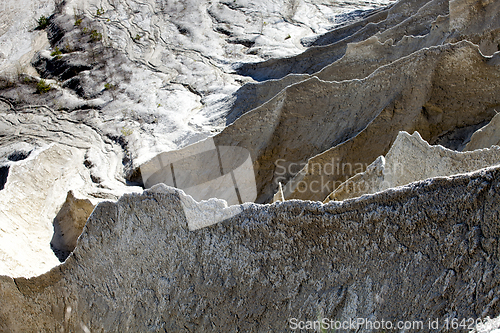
[144,0,500,204]
[1,166,500,331]
[236,0,445,80]
[0,0,411,282]
[324,131,500,202]
[0,140,141,278]
[50,190,95,262]
[236,0,499,81]
[0,144,87,278]
[280,41,500,202]
[448,0,500,56]
[465,113,500,151]
[0,0,412,281]
[223,7,452,124]
[1,0,500,329]
[2,0,395,169]
[199,0,500,204]
[147,41,500,203]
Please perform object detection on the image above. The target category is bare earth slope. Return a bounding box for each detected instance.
[324,131,500,202]
[143,0,500,204]
[1,166,500,331]
[0,0,397,277]
[144,41,500,203]
[1,0,500,330]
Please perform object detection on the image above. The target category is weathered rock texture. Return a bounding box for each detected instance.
[1,166,500,332]
[0,139,141,277]
[224,8,452,123]
[2,0,500,329]
[0,144,87,277]
[280,42,500,202]
[152,41,500,204]
[324,131,500,202]
[465,113,500,152]
[0,0,399,277]
[143,0,500,204]
[1,0,394,170]
[50,190,95,262]
[236,0,445,80]
[236,0,500,81]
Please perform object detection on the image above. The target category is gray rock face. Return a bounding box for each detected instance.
[281,41,500,202]
[465,113,500,152]
[50,190,95,262]
[324,131,500,202]
[157,41,499,204]
[143,0,500,204]
[0,142,141,277]
[1,0,500,330]
[0,0,403,280]
[235,0,447,80]
[221,4,452,126]
[1,0,396,167]
[1,166,500,332]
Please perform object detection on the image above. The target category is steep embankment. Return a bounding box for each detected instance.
[0,0,392,277]
[144,41,500,203]
[143,0,500,203]
[1,166,500,331]
[1,0,500,331]
[324,131,500,202]
[284,43,500,201]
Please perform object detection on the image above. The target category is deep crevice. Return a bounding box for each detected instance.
[227,38,255,48]
[215,27,232,36]
[8,150,31,162]
[0,166,10,190]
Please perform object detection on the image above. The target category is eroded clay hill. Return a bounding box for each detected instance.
[0,0,394,277]
[143,0,500,204]
[1,0,500,331]
[2,167,500,331]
